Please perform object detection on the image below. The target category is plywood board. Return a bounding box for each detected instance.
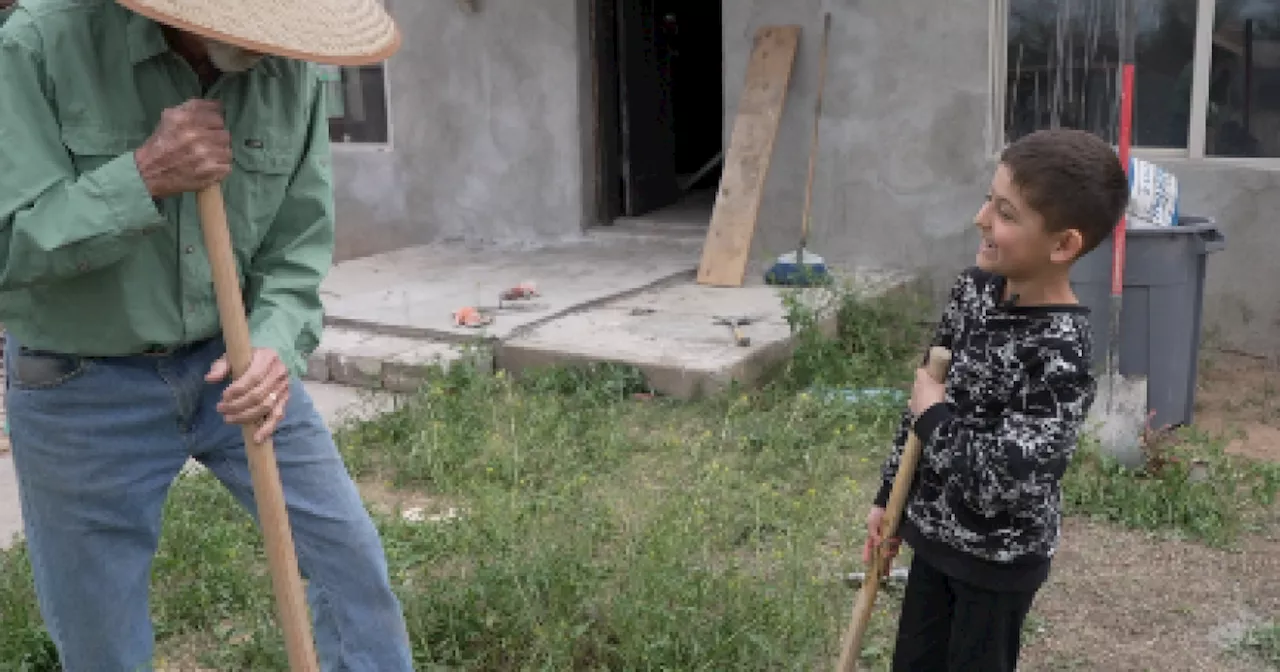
[696,25,801,287]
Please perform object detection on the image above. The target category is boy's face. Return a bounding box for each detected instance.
[973,164,1082,280]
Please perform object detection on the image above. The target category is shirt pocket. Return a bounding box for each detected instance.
[60,125,148,175]
[226,133,296,253]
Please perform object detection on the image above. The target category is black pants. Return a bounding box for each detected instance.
[891,554,1038,672]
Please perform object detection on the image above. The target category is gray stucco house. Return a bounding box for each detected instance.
[321,0,1279,356]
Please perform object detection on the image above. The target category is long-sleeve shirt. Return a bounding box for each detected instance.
[873,266,1097,592]
[0,0,334,376]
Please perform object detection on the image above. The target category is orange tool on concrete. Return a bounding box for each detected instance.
[197,186,320,672]
[837,346,952,672]
[453,306,493,328]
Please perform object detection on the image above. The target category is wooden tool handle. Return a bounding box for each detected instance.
[197,186,320,672]
[799,12,831,248]
[836,346,952,672]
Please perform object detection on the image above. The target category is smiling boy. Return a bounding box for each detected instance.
[862,128,1130,671]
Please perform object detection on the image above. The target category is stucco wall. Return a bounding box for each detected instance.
[1165,161,1280,355]
[722,0,990,292]
[724,1,1276,356]
[334,0,1276,356]
[330,0,590,261]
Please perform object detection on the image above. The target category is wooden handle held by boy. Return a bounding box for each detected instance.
[836,345,952,672]
[197,185,321,672]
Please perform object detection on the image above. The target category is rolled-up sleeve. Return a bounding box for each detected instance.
[244,71,335,377]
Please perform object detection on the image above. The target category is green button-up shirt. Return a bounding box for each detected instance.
[0,0,334,375]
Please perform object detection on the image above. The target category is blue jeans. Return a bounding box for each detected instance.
[4,336,413,672]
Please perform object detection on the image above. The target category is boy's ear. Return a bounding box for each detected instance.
[1051,228,1085,263]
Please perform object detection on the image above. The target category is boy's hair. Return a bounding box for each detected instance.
[999,128,1131,259]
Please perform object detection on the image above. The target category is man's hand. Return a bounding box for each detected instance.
[206,347,290,444]
[861,506,902,572]
[134,99,232,199]
[908,365,946,418]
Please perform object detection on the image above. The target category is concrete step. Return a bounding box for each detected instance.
[304,325,492,393]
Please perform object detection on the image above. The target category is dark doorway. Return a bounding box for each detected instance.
[594,0,724,223]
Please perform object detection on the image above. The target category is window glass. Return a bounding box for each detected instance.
[1207,0,1280,157]
[322,64,390,145]
[1005,0,1198,148]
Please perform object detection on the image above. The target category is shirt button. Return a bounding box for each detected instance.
[185,245,195,254]
[76,262,88,271]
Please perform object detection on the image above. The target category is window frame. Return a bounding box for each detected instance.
[325,0,395,151]
[989,0,1280,167]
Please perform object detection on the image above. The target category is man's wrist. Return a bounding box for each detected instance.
[133,145,167,198]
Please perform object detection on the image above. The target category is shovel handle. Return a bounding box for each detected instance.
[836,346,952,672]
[197,185,320,672]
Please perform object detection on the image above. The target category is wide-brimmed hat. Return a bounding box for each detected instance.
[116,0,401,66]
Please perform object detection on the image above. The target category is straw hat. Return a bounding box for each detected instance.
[115,0,401,66]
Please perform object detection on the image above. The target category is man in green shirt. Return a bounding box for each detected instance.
[0,0,412,669]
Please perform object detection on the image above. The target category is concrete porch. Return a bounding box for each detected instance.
[308,229,913,399]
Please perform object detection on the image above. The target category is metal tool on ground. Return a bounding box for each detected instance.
[1093,0,1148,469]
[837,346,951,672]
[766,12,832,287]
[453,281,548,328]
[713,316,755,347]
[498,281,539,305]
[197,186,320,672]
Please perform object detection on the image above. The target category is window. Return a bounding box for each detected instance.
[320,63,391,145]
[1206,0,1280,157]
[994,0,1280,161]
[318,0,391,145]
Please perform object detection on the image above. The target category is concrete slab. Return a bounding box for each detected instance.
[320,235,702,342]
[305,381,400,431]
[0,455,19,550]
[306,326,492,393]
[498,270,912,399]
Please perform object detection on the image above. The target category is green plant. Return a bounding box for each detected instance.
[1238,621,1280,668]
[1064,427,1280,547]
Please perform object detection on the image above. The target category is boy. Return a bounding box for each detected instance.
[862,128,1130,671]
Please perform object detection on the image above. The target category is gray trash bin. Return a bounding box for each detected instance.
[1069,216,1225,431]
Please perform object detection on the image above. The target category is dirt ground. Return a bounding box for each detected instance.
[1021,517,1279,671]
[1194,350,1280,463]
[1019,350,1280,671]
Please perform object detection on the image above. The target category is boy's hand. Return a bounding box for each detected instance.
[908,366,946,417]
[862,506,902,570]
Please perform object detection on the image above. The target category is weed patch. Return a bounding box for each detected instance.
[1237,621,1280,668]
[1064,428,1280,546]
[1,277,1276,670]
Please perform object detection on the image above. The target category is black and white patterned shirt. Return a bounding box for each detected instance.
[873,266,1096,592]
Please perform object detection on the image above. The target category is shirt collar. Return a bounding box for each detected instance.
[126,10,283,78]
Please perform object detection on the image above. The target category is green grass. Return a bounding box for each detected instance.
[0,278,1276,670]
[1238,621,1280,669]
[1063,427,1280,547]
